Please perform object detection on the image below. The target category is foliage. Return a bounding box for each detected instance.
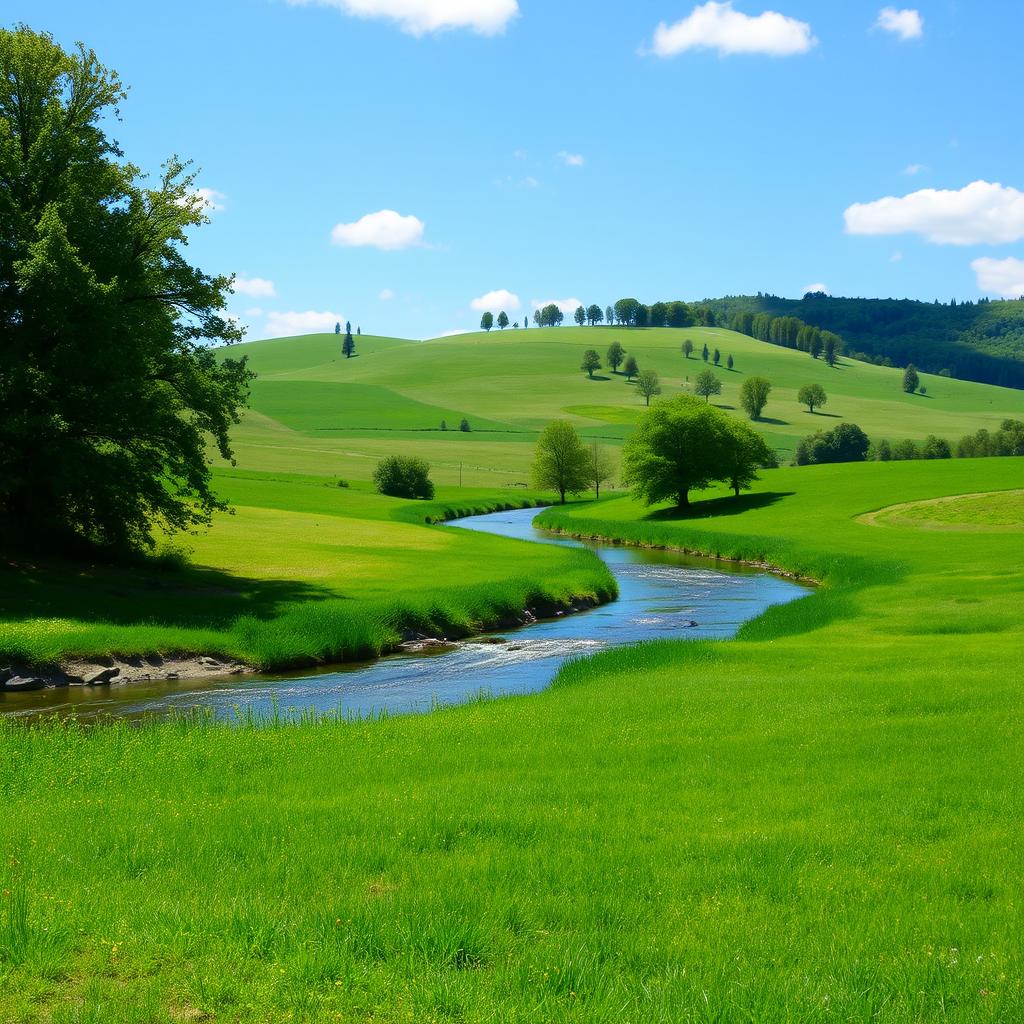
[797,383,827,413]
[373,455,435,500]
[606,341,626,373]
[635,369,661,406]
[496,311,509,330]
[0,27,253,554]
[573,305,586,327]
[740,376,772,419]
[693,369,722,403]
[623,355,639,380]
[535,303,564,327]
[586,303,604,326]
[794,422,870,465]
[683,338,694,358]
[342,324,355,357]
[531,420,590,503]
[957,419,1024,458]
[586,442,616,498]
[622,395,772,507]
[903,364,920,393]
[480,312,494,332]
[581,349,601,378]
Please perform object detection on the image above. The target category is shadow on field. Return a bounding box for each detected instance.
[755,417,790,426]
[805,411,842,418]
[647,491,794,521]
[586,375,612,382]
[0,558,333,630]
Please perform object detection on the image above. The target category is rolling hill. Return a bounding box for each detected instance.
[221,325,1024,489]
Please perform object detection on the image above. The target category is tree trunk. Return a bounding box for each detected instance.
[677,490,690,509]
[559,488,566,504]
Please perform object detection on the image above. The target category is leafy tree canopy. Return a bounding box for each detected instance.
[532,420,590,504]
[373,455,434,500]
[0,27,252,553]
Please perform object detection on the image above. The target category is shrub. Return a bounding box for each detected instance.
[795,423,870,466]
[373,456,435,500]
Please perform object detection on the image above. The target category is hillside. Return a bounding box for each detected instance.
[703,293,1024,388]
[222,325,1024,488]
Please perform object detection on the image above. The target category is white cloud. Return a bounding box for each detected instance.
[177,187,226,213]
[532,297,583,315]
[844,181,1024,245]
[285,0,518,36]
[802,283,829,294]
[263,310,345,337]
[233,276,277,298]
[244,306,265,317]
[558,151,585,167]
[972,257,1024,298]
[471,288,521,312]
[438,329,470,337]
[650,2,816,58]
[379,288,395,300]
[331,210,426,250]
[904,163,926,176]
[875,7,923,41]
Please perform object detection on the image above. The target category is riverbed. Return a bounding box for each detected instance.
[1,508,810,722]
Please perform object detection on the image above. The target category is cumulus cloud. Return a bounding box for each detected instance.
[264,310,345,337]
[803,283,829,294]
[331,210,426,250]
[379,288,396,300]
[471,288,521,312]
[233,276,277,298]
[972,257,1024,298]
[438,329,470,337]
[844,181,1024,245]
[285,0,518,36]
[532,297,583,315]
[650,2,816,58]
[558,151,585,167]
[875,7,923,40]
[177,187,226,213]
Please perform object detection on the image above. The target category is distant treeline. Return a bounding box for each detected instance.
[701,293,1024,389]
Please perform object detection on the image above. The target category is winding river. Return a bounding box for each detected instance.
[2,508,809,722]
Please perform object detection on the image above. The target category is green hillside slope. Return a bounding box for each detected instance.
[223,326,1024,488]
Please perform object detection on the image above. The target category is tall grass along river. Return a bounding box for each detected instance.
[1,508,807,722]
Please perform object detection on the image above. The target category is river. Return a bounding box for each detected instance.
[1,507,810,722]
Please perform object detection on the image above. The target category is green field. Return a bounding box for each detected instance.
[223,326,1024,487]
[3,457,1023,1022]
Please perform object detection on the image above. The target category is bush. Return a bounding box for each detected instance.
[795,423,870,466]
[460,419,471,432]
[373,456,435,500]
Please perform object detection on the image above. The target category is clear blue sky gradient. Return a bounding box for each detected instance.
[7,1,1024,338]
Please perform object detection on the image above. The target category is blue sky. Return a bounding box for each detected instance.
[9,1,1024,339]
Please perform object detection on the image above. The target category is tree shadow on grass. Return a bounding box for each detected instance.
[805,411,842,418]
[712,403,736,411]
[0,557,334,631]
[756,417,790,426]
[646,491,794,522]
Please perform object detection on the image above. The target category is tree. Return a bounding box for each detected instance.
[460,418,471,432]
[648,302,668,328]
[574,305,586,327]
[822,332,841,366]
[795,423,869,466]
[809,334,823,360]
[798,383,827,413]
[587,443,615,499]
[921,435,952,459]
[606,341,626,374]
[903,364,920,393]
[533,309,543,327]
[480,311,494,332]
[740,377,772,420]
[727,354,734,371]
[357,326,361,335]
[713,348,721,366]
[635,369,662,406]
[587,304,604,326]
[722,419,777,497]
[694,369,722,403]
[0,27,253,553]
[532,420,590,503]
[343,324,355,358]
[373,455,434,500]
[497,311,509,330]
[540,303,564,327]
[606,305,615,326]
[614,297,642,327]
[623,355,639,381]
[701,343,710,362]
[683,339,694,359]
[623,396,743,509]
[335,322,341,335]
[581,350,602,378]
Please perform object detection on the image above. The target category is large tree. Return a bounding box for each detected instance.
[903,364,920,393]
[623,355,639,380]
[586,303,603,326]
[480,311,494,332]
[0,27,252,553]
[722,419,777,497]
[635,369,662,406]
[797,383,827,413]
[622,396,729,509]
[496,310,509,330]
[532,420,590,504]
[573,305,586,327]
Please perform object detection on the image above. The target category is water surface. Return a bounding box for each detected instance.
[1,508,809,722]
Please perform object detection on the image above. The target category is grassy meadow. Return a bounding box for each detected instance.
[2,457,1023,1021]
[222,326,1024,486]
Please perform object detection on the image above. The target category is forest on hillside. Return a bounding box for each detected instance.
[701,294,1024,389]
